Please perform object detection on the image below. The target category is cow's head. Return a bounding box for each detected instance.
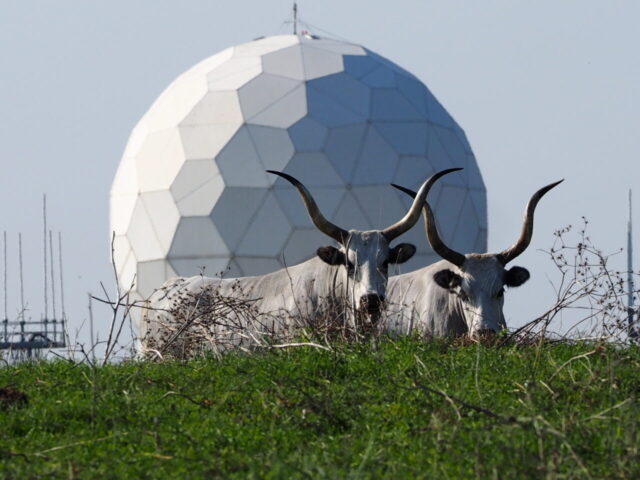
[392,180,562,337]
[268,168,461,320]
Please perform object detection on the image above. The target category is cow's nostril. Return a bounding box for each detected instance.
[360,294,384,312]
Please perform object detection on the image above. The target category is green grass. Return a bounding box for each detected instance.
[1,339,639,479]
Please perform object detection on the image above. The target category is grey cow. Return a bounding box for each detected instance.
[137,168,459,355]
[385,179,563,338]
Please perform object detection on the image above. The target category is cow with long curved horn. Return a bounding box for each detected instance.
[137,168,460,355]
[385,179,563,338]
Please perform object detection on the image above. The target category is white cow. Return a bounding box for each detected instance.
[138,168,460,356]
[386,180,563,338]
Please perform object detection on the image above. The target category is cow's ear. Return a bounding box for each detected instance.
[504,266,530,287]
[433,269,462,291]
[388,243,416,264]
[317,246,346,266]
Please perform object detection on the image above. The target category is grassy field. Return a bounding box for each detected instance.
[1,338,639,479]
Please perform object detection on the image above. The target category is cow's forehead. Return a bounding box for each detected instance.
[344,231,389,257]
[461,255,505,291]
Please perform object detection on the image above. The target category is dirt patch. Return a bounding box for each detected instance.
[0,387,28,410]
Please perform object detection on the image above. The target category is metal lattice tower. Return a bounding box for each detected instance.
[628,190,637,338]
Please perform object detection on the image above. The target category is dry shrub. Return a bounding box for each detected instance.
[142,279,279,359]
[140,277,384,360]
[506,217,639,345]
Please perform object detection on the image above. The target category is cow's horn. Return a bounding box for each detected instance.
[383,168,463,241]
[391,182,466,267]
[496,179,564,265]
[267,170,349,244]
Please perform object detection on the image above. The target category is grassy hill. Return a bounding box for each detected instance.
[1,338,639,478]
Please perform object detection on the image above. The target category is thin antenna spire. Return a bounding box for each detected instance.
[293,2,298,35]
[3,231,7,320]
[18,233,24,321]
[58,232,66,320]
[43,194,48,319]
[88,293,95,364]
[628,189,636,338]
[49,230,56,319]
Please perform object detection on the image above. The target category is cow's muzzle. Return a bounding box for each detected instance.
[474,329,497,338]
[359,294,385,314]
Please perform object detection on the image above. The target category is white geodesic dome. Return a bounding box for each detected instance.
[110,34,487,300]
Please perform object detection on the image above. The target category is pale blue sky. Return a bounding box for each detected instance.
[0,1,638,345]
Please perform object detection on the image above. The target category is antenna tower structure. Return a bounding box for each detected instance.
[628,190,637,338]
[0,199,67,359]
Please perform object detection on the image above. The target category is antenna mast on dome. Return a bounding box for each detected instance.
[293,2,298,35]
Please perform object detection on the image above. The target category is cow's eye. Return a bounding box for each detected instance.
[497,288,505,298]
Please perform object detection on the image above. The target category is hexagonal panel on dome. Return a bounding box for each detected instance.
[434,185,468,245]
[262,45,305,80]
[343,54,379,79]
[111,157,139,196]
[301,45,343,80]
[282,228,328,265]
[169,217,229,258]
[127,199,165,262]
[331,192,372,232]
[206,56,262,90]
[135,128,185,192]
[110,193,138,236]
[175,176,224,217]
[178,123,241,161]
[246,125,294,171]
[308,73,371,118]
[181,90,243,126]
[375,122,429,156]
[288,117,328,152]
[248,84,307,128]
[238,74,302,119]
[361,65,396,88]
[236,193,291,257]
[451,195,481,254]
[371,89,423,122]
[306,86,366,127]
[170,159,222,209]
[139,190,180,254]
[324,122,368,183]
[350,126,398,184]
[216,127,270,187]
[426,128,456,173]
[111,34,487,302]
[280,152,344,188]
[210,186,267,250]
